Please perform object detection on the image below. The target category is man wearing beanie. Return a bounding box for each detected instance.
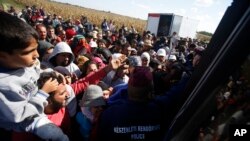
[37,40,54,69]
[76,85,106,141]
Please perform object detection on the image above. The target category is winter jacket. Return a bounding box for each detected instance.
[0,61,68,141]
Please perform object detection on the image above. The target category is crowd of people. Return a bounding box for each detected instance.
[0,5,211,141]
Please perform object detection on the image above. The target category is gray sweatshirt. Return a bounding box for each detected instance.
[44,42,82,78]
[0,61,68,141]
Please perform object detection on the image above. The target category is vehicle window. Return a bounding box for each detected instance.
[198,55,250,141]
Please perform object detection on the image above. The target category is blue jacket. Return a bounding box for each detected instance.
[107,83,128,105]
[76,111,92,140]
[97,74,190,141]
[98,100,164,141]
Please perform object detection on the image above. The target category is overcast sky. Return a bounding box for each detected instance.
[54,0,233,33]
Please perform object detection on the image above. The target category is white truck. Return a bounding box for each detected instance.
[146,13,199,39]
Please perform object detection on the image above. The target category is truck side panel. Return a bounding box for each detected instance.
[146,14,160,35]
[171,15,183,36]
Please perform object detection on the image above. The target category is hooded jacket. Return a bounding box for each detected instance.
[46,42,81,78]
[0,60,68,141]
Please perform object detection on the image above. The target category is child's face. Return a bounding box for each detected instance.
[0,38,39,69]
[51,83,69,108]
[86,63,98,74]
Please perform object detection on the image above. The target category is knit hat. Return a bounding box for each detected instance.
[79,85,106,107]
[141,52,150,61]
[54,66,71,76]
[37,40,54,60]
[128,66,153,87]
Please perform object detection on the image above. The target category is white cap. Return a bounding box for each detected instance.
[166,54,177,61]
[157,48,166,57]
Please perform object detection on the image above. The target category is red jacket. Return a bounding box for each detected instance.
[71,67,107,95]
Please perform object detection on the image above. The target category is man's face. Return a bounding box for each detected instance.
[0,38,39,69]
[55,53,71,66]
[51,83,69,108]
[37,26,47,40]
[157,55,165,63]
[141,57,149,67]
[47,28,55,37]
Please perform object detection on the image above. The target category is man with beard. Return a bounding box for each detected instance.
[44,42,82,78]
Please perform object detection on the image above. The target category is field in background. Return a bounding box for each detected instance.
[13,0,147,33]
[0,0,23,10]
[196,33,212,43]
[1,0,212,42]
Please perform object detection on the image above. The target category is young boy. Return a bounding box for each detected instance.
[12,71,72,141]
[0,12,69,141]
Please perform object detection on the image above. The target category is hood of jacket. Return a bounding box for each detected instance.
[48,42,75,66]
